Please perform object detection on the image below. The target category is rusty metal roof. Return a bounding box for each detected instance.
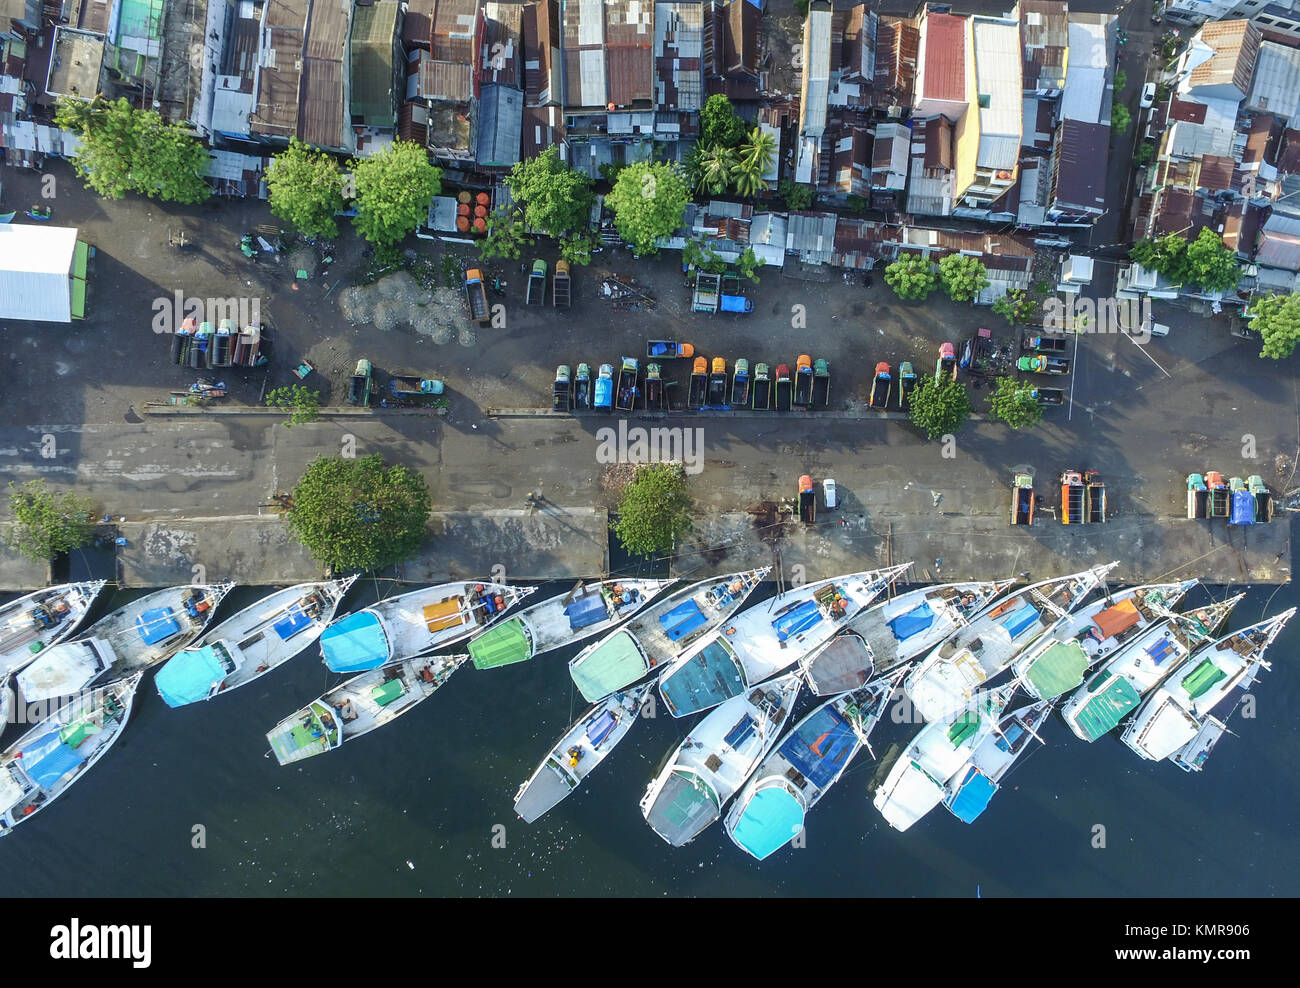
[521,103,564,158]
[1199,153,1235,192]
[656,2,703,112]
[421,57,473,102]
[874,18,918,107]
[482,2,523,89]
[921,12,965,102]
[1169,98,1207,124]
[431,0,479,62]
[405,0,435,48]
[523,0,558,104]
[607,42,653,106]
[1279,128,1300,173]
[1052,118,1108,211]
[1020,0,1068,90]
[1188,20,1260,95]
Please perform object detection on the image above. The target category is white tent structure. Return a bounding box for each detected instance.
[0,224,80,323]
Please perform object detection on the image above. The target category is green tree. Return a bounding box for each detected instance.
[266,385,321,428]
[1135,141,1154,167]
[611,463,693,558]
[938,253,990,303]
[778,180,814,210]
[1114,68,1127,90]
[1184,227,1241,292]
[7,480,96,562]
[884,254,938,301]
[267,140,346,238]
[1247,293,1300,359]
[559,230,599,266]
[907,379,972,440]
[351,140,442,247]
[1112,103,1131,134]
[1130,233,1189,282]
[992,288,1039,325]
[504,146,594,238]
[606,161,690,256]
[286,454,432,572]
[734,126,776,195]
[697,145,738,196]
[700,94,747,149]
[683,236,727,274]
[479,206,531,261]
[56,95,208,203]
[846,194,869,214]
[736,246,764,284]
[987,376,1044,429]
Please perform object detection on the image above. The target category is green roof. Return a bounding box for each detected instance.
[70,277,86,319]
[1181,659,1227,700]
[1074,676,1141,741]
[73,241,88,280]
[571,630,647,702]
[349,1,399,127]
[468,618,533,670]
[1026,640,1091,699]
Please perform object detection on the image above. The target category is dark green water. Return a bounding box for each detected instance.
[2,580,1296,896]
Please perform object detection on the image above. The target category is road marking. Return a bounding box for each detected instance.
[1124,332,1172,378]
[1068,330,1080,421]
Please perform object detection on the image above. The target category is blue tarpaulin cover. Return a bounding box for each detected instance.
[889,601,935,642]
[659,639,745,715]
[321,611,391,673]
[773,599,823,642]
[731,785,804,860]
[720,295,750,313]
[156,645,227,707]
[585,710,618,746]
[723,715,758,749]
[782,706,857,789]
[945,766,998,823]
[1230,490,1255,525]
[594,377,613,407]
[1000,603,1040,639]
[136,607,181,645]
[565,594,608,631]
[273,605,312,641]
[660,600,707,642]
[23,726,91,788]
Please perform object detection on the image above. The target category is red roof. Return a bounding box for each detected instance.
[923,13,965,102]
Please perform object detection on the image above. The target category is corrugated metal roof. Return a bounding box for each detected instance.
[1020,0,1068,91]
[973,17,1022,167]
[1060,15,1114,124]
[655,2,702,112]
[521,103,564,158]
[1189,19,1260,95]
[607,43,652,106]
[1247,40,1300,120]
[1053,118,1109,210]
[405,0,435,48]
[482,2,523,89]
[1256,227,1300,270]
[421,57,473,101]
[350,1,399,127]
[477,83,523,167]
[800,3,833,137]
[0,224,77,322]
[300,56,345,149]
[920,12,965,103]
[431,0,480,62]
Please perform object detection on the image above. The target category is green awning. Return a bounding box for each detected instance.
[571,630,647,702]
[1026,640,1091,699]
[947,711,981,747]
[468,618,532,670]
[1075,676,1141,741]
[1181,659,1227,700]
[70,278,86,319]
[73,241,88,279]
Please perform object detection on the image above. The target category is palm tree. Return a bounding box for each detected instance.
[739,127,777,178]
[730,156,765,198]
[698,145,737,196]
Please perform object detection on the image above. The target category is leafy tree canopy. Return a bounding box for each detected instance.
[606,161,690,256]
[884,254,938,301]
[938,253,990,303]
[611,463,694,558]
[907,379,972,440]
[350,141,442,247]
[266,385,321,428]
[56,95,209,204]
[778,180,815,211]
[286,454,432,573]
[504,146,595,238]
[479,206,531,262]
[7,480,96,562]
[700,94,747,149]
[267,140,346,238]
[1248,292,1300,360]
[992,289,1040,326]
[987,376,1044,429]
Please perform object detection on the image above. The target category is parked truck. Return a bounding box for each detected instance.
[811,359,830,409]
[389,375,444,405]
[1206,470,1230,518]
[868,362,891,409]
[647,340,694,359]
[644,362,664,411]
[705,357,729,409]
[774,364,793,410]
[731,359,750,407]
[464,268,490,324]
[574,363,592,409]
[1187,473,1209,519]
[1011,473,1035,526]
[553,260,571,308]
[1021,329,1069,353]
[752,362,771,409]
[348,359,372,407]
[793,355,814,409]
[693,271,721,312]
[1017,354,1071,375]
[553,365,572,411]
[615,357,639,411]
[526,259,547,305]
[898,362,917,411]
[798,474,817,524]
[688,356,708,409]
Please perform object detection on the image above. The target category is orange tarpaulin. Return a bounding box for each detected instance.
[1092,598,1140,639]
[424,598,465,633]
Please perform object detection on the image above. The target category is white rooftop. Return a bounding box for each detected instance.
[973,18,1022,169]
[1060,19,1110,123]
[0,224,78,323]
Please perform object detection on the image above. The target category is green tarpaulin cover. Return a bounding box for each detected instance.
[372,678,405,706]
[571,631,646,702]
[70,277,86,319]
[468,618,531,670]
[73,241,88,279]
[1026,640,1090,699]
[1075,676,1141,741]
[1181,659,1227,700]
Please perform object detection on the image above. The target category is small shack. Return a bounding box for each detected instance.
[0,224,90,322]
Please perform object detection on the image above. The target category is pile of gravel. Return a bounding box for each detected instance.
[335,273,471,345]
